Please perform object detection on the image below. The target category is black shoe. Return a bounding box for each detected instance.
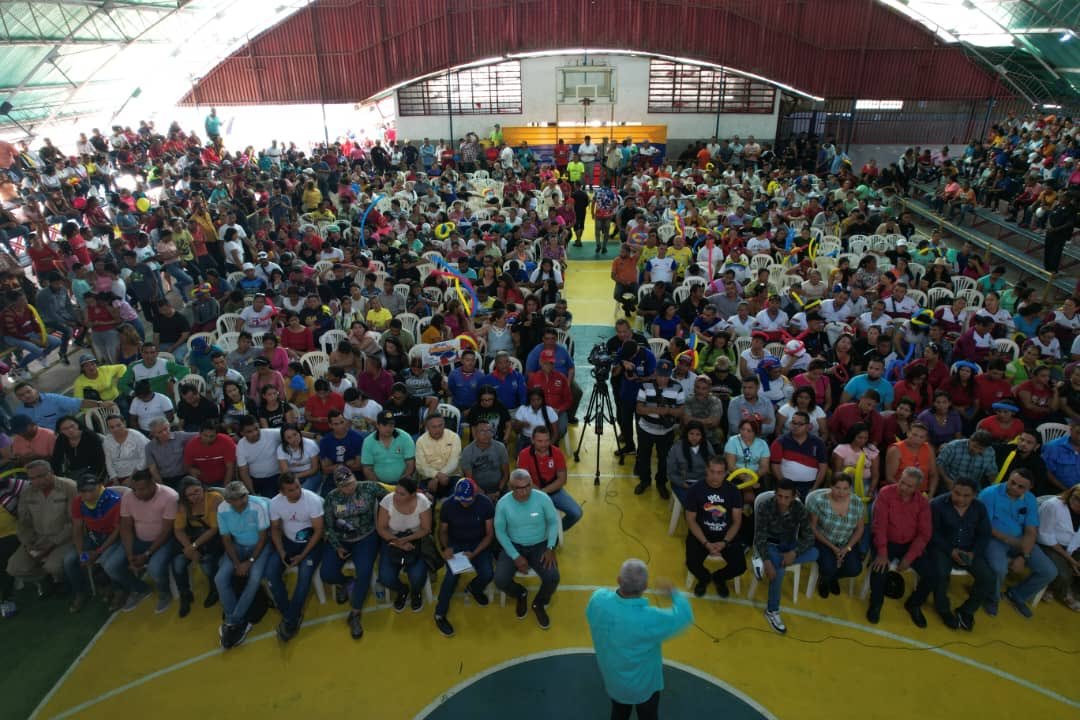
[829,579,841,596]
[568,416,579,425]
[714,578,729,598]
[467,583,490,606]
[866,606,881,624]
[817,580,829,599]
[657,485,670,500]
[532,603,551,630]
[220,623,234,649]
[334,583,348,605]
[601,246,608,254]
[614,446,636,457]
[694,580,709,597]
[435,614,455,637]
[235,622,252,647]
[515,591,529,620]
[905,601,928,629]
[179,592,193,618]
[634,482,649,495]
[276,620,296,642]
[348,611,364,639]
[61,355,71,366]
[411,592,423,613]
[203,589,219,609]
[940,611,959,630]
[393,590,408,613]
[955,608,975,632]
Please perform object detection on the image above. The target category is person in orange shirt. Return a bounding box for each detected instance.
[883,422,939,496]
[610,243,640,301]
[695,144,712,170]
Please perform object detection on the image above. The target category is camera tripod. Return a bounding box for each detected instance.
[573,375,624,485]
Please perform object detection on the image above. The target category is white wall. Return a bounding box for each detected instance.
[395,54,779,143]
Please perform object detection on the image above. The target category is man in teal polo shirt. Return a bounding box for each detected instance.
[494,469,561,629]
[215,481,271,649]
[587,559,694,720]
[360,411,416,485]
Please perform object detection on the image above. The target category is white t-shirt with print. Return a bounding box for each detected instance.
[270,489,324,542]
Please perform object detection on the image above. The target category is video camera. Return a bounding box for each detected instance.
[588,343,613,383]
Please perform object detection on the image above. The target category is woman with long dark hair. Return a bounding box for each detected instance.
[512,387,559,453]
[172,477,224,617]
[666,420,713,505]
[51,415,105,480]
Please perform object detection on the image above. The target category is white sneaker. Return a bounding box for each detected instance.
[764,610,787,634]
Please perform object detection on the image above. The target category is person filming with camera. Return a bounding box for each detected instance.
[612,337,656,458]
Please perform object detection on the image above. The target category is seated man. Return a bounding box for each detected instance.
[319,410,366,478]
[9,414,56,465]
[978,468,1056,618]
[64,473,125,613]
[906,478,993,631]
[235,415,283,498]
[936,431,998,492]
[6,460,76,598]
[434,479,496,637]
[415,413,462,499]
[360,411,416,486]
[447,349,489,414]
[754,479,817,635]
[494,469,561,629]
[684,455,745,598]
[215,481,272,650]
[459,419,510,501]
[145,418,198,491]
[118,470,180,613]
[265,473,324,642]
[183,421,237,488]
[867,467,932,625]
[515,426,582,531]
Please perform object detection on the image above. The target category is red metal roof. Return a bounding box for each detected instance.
[181,0,1009,106]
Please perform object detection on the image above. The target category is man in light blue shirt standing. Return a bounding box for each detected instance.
[586,559,694,720]
[494,469,560,630]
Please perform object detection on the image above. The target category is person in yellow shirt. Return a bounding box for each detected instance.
[566,154,585,184]
[301,180,323,213]
[668,235,692,279]
[72,354,127,403]
[364,296,392,331]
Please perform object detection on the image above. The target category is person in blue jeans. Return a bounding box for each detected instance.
[118,471,180,614]
[376,476,433,613]
[514,427,582,531]
[215,481,272,650]
[264,474,325,642]
[753,479,818,635]
[978,468,1057,618]
[434,479,495,637]
[64,475,125,613]
[320,466,388,639]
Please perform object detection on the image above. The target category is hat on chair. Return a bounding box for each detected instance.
[884,570,906,599]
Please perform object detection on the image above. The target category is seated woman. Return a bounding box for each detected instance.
[831,423,880,499]
[279,313,315,361]
[776,387,828,440]
[666,420,714,506]
[51,415,106,482]
[651,302,681,341]
[807,474,865,598]
[376,476,433,613]
[1037,486,1080,612]
[172,477,224,617]
[891,364,932,415]
[220,380,258,435]
[512,388,560,453]
[917,390,964,447]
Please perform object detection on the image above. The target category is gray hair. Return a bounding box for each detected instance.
[617,558,649,596]
[509,468,532,486]
[25,459,52,475]
[900,467,924,485]
[148,416,171,432]
[223,481,250,501]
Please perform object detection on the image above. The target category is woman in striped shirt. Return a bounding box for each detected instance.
[807,474,865,598]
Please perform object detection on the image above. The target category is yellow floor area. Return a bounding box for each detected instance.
[32,255,1080,720]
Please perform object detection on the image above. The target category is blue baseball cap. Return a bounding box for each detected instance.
[453,478,475,501]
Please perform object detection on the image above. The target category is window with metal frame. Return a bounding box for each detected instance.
[647,59,776,114]
[397,61,523,116]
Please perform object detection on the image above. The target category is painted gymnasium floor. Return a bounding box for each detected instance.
[24,237,1080,720]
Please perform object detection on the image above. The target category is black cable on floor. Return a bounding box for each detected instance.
[602,473,652,565]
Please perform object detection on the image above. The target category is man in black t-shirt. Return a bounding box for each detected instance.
[154,300,191,363]
[684,455,746,598]
[434,479,495,637]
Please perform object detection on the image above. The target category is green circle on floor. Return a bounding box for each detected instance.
[418,650,773,719]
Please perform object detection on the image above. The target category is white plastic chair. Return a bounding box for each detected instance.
[435,403,462,435]
[734,336,752,355]
[927,287,954,307]
[906,289,927,308]
[993,338,1020,361]
[668,494,684,536]
[1036,422,1069,446]
[745,491,813,605]
[301,351,330,379]
[648,338,668,358]
[397,313,420,338]
[749,254,773,271]
[951,276,977,293]
[765,342,785,359]
[320,329,348,355]
[216,331,240,354]
[177,374,207,398]
[958,289,984,309]
[216,313,245,336]
[637,283,655,305]
[672,286,690,305]
[185,332,217,357]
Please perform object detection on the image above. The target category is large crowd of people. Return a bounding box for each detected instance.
[0,110,1076,653]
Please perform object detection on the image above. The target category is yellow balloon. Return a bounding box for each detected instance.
[726,468,759,490]
[135,197,150,212]
[434,222,456,240]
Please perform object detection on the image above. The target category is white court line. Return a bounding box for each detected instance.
[29,613,117,720]
[40,585,1080,718]
[410,647,780,720]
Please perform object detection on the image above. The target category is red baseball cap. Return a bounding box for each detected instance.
[540,349,556,363]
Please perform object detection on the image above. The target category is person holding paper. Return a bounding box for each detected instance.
[433,479,495,637]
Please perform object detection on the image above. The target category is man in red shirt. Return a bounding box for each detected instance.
[867,467,932,626]
[183,423,237,487]
[827,391,884,448]
[553,139,571,173]
[973,359,1013,411]
[515,427,581,531]
[305,378,346,434]
[1,290,61,378]
[528,349,571,437]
